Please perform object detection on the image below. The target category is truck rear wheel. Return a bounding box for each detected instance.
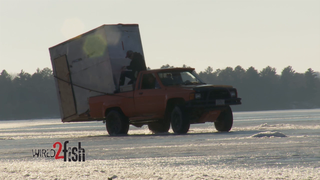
[171,105,190,134]
[148,120,170,134]
[105,110,129,136]
[214,106,233,132]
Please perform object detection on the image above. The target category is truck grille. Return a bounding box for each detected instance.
[207,89,230,99]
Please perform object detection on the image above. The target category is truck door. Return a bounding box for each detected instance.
[134,73,166,118]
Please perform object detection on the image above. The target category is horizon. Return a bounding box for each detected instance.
[2,64,319,78]
[1,0,319,74]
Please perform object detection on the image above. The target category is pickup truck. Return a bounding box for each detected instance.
[88,67,241,135]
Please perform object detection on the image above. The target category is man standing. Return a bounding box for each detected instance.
[125,50,147,79]
[119,50,147,86]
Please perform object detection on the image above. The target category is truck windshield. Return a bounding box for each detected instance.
[158,71,205,86]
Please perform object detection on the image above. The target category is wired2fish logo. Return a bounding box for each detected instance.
[32,141,85,162]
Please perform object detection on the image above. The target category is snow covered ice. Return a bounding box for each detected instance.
[251,131,287,138]
[1,109,320,179]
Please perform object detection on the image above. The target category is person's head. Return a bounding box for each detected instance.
[125,50,134,59]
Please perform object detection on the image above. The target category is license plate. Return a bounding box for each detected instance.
[216,99,225,106]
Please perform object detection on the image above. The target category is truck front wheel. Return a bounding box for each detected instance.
[105,110,129,136]
[214,106,233,132]
[171,105,190,134]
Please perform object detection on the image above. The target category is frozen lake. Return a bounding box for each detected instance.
[1,109,320,179]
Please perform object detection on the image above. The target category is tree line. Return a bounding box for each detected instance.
[0,68,59,120]
[0,65,319,120]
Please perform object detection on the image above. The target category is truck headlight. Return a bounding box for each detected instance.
[195,93,201,99]
[230,91,236,97]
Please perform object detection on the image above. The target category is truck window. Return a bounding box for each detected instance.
[158,71,203,86]
[181,71,196,82]
[141,73,160,89]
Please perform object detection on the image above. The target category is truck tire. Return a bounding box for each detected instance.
[214,106,233,132]
[148,120,170,134]
[171,105,190,134]
[105,110,129,136]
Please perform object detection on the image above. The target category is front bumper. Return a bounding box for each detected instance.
[184,98,241,123]
[185,97,241,108]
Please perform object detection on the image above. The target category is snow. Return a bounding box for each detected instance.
[1,158,319,179]
[251,131,287,138]
[0,109,320,179]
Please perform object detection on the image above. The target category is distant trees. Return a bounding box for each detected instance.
[0,68,59,120]
[160,64,175,69]
[0,65,319,120]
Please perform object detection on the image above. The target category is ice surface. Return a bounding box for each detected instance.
[1,158,319,179]
[0,109,320,179]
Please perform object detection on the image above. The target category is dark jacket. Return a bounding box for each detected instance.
[127,52,147,78]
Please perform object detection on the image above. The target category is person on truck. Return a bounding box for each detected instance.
[119,50,147,86]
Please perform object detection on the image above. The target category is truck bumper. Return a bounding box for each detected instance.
[184,98,241,123]
[185,98,241,108]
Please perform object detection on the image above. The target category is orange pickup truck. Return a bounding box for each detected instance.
[89,67,241,135]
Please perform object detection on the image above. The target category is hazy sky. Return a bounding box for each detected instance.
[0,0,319,75]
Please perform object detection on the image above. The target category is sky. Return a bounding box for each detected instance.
[0,0,319,75]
